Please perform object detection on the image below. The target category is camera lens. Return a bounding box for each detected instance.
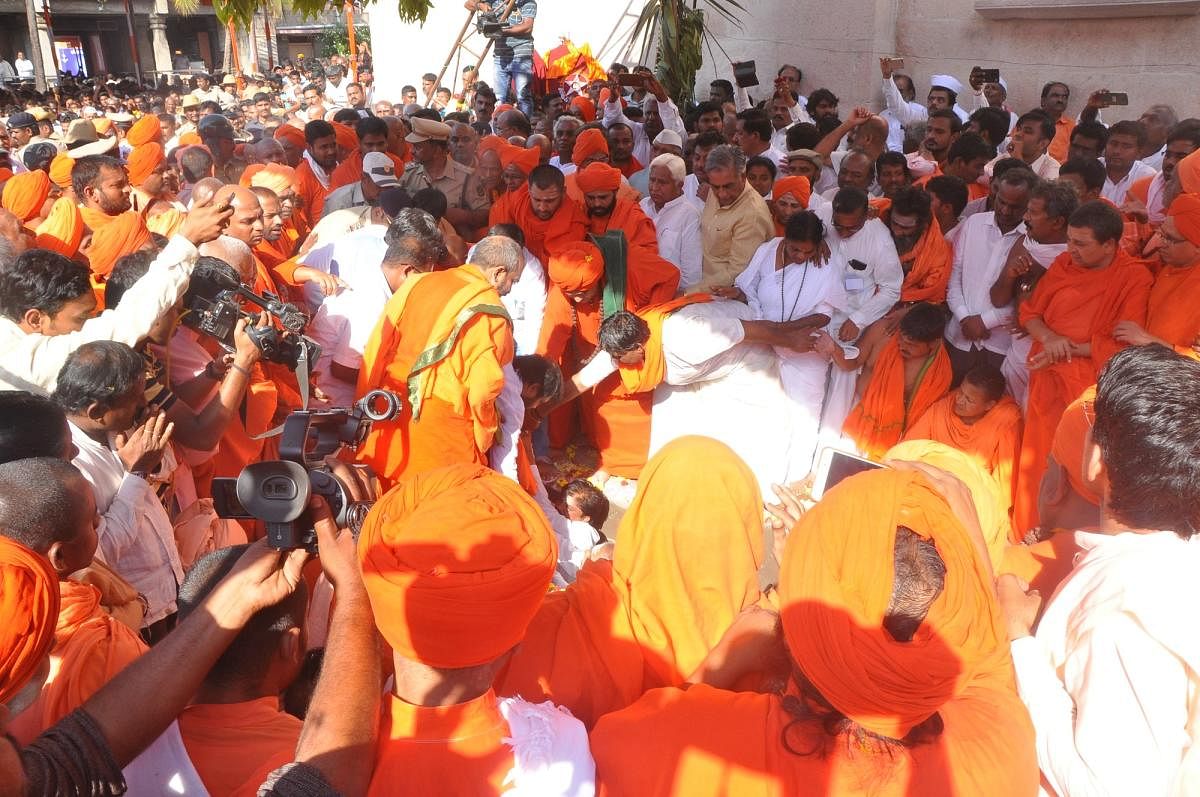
[359,389,403,422]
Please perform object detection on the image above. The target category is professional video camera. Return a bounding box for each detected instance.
[181,257,321,373]
[475,9,506,38]
[212,390,403,550]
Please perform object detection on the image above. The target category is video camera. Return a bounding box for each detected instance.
[212,390,403,550]
[182,257,321,372]
[476,9,506,38]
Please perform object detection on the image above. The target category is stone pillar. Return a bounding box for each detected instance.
[150,0,172,78]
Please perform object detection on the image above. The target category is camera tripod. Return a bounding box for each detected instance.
[425,0,519,108]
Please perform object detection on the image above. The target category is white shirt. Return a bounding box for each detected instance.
[0,236,197,394]
[1101,158,1158,205]
[602,98,687,167]
[1141,171,1169,225]
[14,58,33,78]
[881,77,970,126]
[308,252,392,407]
[323,77,351,109]
[1011,529,1200,797]
[640,194,702,292]
[467,243,547,356]
[1141,144,1166,173]
[945,211,1026,356]
[879,109,906,153]
[70,422,183,625]
[549,155,577,176]
[813,207,903,331]
[682,173,705,212]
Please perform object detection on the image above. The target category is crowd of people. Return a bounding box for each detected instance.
[0,40,1198,796]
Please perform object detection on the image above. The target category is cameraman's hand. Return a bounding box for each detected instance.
[116,411,175,475]
[293,265,346,297]
[232,313,268,370]
[309,497,364,592]
[219,538,310,627]
[180,193,235,246]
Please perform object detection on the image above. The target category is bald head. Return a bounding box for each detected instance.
[189,176,225,209]
[526,133,552,164]
[199,235,256,283]
[215,185,265,248]
[0,458,92,556]
[247,138,286,165]
[858,114,890,153]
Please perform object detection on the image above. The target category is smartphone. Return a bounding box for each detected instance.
[887,57,905,69]
[732,60,759,88]
[1100,92,1129,106]
[977,68,1000,84]
[617,73,649,88]
[211,477,254,520]
[811,447,883,501]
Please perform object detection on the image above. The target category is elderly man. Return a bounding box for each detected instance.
[601,74,686,167]
[549,115,583,174]
[1125,122,1200,228]
[449,121,479,166]
[640,153,701,291]
[695,144,774,292]
[1135,104,1178,171]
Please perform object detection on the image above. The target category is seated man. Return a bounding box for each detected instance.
[999,345,1200,795]
[887,185,953,307]
[176,546,307,796]
[904,364,1022,517]
[591,465,1037,795]
[837,301,953,460]
[53,341,182,639]
[358,464,594,795]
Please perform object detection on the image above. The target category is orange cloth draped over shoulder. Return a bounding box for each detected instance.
[899,216,953,304]
[295,158,331,224]
[356,267,513,489]
[498,437,766,728]
[904,389,1023,521]
[590,468,1036,797]
[617,294,713,394]
[0,537,59,705]
[79,205,119,232]
[8,580,146,745]
[1146,195,1200,358]
[2,169,51,222]
[587,197,659,252]
[359,464,556,795]
[85,211,152,280]
[146,207,186,239]
[1012,249,1151,535]
[35,197,84,257]
[999,531,1087,604]
[487,183,588,265]
[843,335,952,460]
[329,149,408,191]
[179,698,302,797]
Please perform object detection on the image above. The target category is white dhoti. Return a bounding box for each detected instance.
[1003,334,1033,410]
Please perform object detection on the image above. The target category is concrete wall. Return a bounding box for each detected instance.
[696,0,1200,122]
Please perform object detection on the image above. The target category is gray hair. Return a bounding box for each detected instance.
[472,235,522,274]
[1144,104,1179,128]
[1033,179,1081,222]
[199,235,254,284]
[553,114,583,136]
[705,144,747,176]
[650,153,686,184]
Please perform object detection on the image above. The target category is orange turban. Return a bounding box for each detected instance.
[0,537,59,705]
[477,135,505,159]
[126,143,165,188]
[86,211,152,279]
[178,132,202,148]
[548,241,604,292]
[1051,385,1100,505]
[1167,190,1200,246]
[239,163,266,187]
[34,197,84,257]
[1178,149,1200,195]
[772,175,811,208]
[249,163,296,196]
[49,153,75,191]
[499,143,540,175]
[273,124,306,150]
[2,170,52,222]
[358,464,557,668]
[576,162,622,194]
[495,103,515,116]
[93,118,114,136]
[126,114,162,147]
[779,468,1005,740]
[330,122,357,151]
[146,207,186,238]
[571,95,596,122]
[572,128,609,165]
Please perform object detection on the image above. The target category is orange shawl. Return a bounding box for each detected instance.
[899,217,953,304]
[617,294,713,393]
[79,204,119,231]
[843,335,953,460]
[179,698,302,797]
[1147,259,1200,358]
[587,198,659,252]
[497,436,765,728]
[356,267,513,487]
[487,184,587,265]
[34,197,84,257]
[0,537,59,705]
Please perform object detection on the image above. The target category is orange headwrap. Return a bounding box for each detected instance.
[126,114,162,147]
[576,162,622,194]
[178,132,202,147]
[772,175,811,208]
[146,207,186,239]
[92,118,114,136]
[49,153,75,191]
[572,128,609,165]
[0,537,60,705]
[34,197,84,257]
[126,143,165,188]
[1167,190,1200,246]
[571,95,596,122]
[780,468,1005,740]
[2,170,52,222]
[273,124,306,149]
[495,103,515,116]
[499,143,540,175]
[239,163,265,187]
[357,464,557,668]
[330,122,357,152]
[248,163,296,196]
[477,135,506,159]
[1051,385,1100,505]
[548,241,604,292]
[85,211,152,279]
[1178,149,1200,195]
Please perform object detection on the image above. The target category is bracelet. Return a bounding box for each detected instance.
[230,362,253,378]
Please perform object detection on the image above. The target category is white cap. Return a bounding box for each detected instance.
[997,76,1009,93]
[362,151,400,187]
[653,129,683,149]
[930,74,965,96]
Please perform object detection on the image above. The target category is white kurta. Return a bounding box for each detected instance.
[1000,237,1067,409]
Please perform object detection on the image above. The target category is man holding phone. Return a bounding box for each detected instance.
[464,0,536,117]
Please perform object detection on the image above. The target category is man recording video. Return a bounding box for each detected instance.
[464,0,536,117]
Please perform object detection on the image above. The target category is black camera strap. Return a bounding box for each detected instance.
[250,345,312,441]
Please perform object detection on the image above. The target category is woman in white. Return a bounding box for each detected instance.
[723,211,849,474]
